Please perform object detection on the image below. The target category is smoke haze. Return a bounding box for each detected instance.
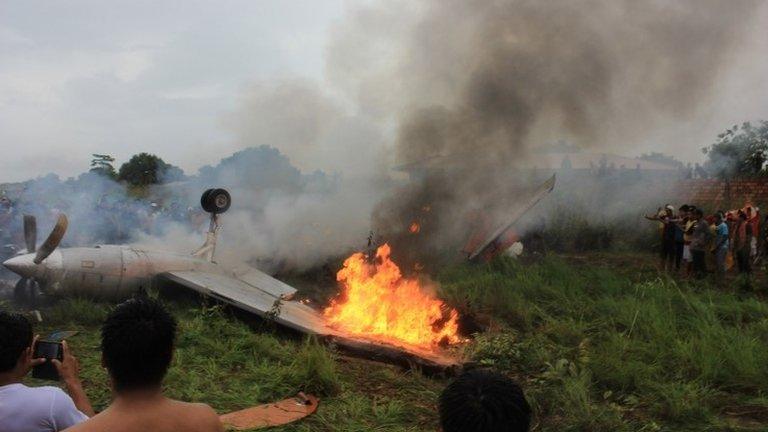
[319,0,766,262]
[3,0,768,274]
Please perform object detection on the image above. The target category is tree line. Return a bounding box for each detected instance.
[90,153,184,186]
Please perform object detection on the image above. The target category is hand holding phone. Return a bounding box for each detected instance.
[51,341,81,385]
[32,340,63,381]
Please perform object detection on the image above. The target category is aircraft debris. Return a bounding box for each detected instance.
[3,188,463,373]
[467,174,555,261]
[219,393,318,430]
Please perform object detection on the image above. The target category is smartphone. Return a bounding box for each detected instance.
[32,341,63,381]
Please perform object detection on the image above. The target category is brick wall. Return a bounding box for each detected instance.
[676,179,768,209]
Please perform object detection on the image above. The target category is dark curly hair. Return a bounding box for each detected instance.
[439,369,531,432]
[101,298,177,392]
[0,310,33,373]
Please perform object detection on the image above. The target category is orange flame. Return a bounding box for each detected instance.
[409,222,420,233]
[324,244,460,348]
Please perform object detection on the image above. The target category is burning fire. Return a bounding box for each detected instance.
[324,244,460,348]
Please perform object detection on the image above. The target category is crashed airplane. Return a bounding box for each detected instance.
[2,188,461,373]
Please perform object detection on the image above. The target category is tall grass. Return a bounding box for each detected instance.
[16,254,768,430]
[440,256,768,430]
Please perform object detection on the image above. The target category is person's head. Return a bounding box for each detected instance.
[715,212,723,224]
[679,205,690,218]
[664,204,674,217]
[692,209,703,220]
[738,210,747,221]
[0,310,34,378]
[101,298,177,393]
[439,369,531,432]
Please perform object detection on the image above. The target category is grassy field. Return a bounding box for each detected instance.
[14,252,768,431]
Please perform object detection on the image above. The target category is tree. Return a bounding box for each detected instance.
[90,154,117,179]
[117,153,185,186]
[638,152,684,169]
[703,121,768,180]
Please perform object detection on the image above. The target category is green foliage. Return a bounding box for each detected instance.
[43,298,111,327]
[117,152,185,186]
[89,154,117,179]
[703,120,768,179]
[290,337,341,396]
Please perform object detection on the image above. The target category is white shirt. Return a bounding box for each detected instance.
[0,383,88,432]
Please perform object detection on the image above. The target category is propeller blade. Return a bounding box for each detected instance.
[23,215,37,253]
[34,214,68,264]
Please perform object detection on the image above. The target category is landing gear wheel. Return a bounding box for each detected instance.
[200,188,231,214]
[200,189,215,213]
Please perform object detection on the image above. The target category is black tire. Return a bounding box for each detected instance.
[200,189,215,213]
[201,188,231,214]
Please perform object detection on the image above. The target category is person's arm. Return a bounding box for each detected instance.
[52,341,95,417]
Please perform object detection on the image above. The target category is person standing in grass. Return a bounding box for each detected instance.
[673,205,690,272]
[682,205,697,277]
[734,211,752,275]
[712,212,729,281]
[645,205,676,272]
[689,209,711,278]
[66,298,223,432]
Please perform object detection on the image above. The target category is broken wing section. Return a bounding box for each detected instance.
[467,174,556,261]
[160,271,462,373]
[159,271,337,336]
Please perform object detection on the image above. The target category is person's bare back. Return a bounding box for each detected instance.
[66,395,222,432]
[65,299,223,432]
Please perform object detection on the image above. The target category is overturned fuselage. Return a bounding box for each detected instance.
[3,189,461,373]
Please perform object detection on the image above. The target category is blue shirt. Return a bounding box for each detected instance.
[715,222,729,249]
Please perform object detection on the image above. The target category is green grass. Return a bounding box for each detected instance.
[24,297,443,431]
[439,256,768,431]
[15,253,768,430]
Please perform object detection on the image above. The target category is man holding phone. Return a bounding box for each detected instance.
[0,311,94,432]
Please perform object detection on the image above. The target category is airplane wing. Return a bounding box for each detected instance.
[159,271,339,336]
[160,270,461,372]
[235,267,297,299]
[467,174,556,261]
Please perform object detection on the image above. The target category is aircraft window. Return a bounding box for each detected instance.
[81,260,95,268]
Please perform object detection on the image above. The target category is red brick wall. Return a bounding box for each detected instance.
[676,179,768,208]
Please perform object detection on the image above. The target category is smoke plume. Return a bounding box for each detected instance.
[324,0,763,264]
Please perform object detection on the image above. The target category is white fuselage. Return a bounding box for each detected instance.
[4,245,227,299]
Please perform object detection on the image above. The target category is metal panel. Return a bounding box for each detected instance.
[160,271,338,336]
[236,268,297,299]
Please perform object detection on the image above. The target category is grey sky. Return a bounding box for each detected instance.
[1,1,767,182]
[0,0,347,181]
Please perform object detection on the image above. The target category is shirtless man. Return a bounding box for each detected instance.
[66,298,223,432]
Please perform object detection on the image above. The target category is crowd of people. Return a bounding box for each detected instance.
[645,203,762,279]
[0,298,532,432]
